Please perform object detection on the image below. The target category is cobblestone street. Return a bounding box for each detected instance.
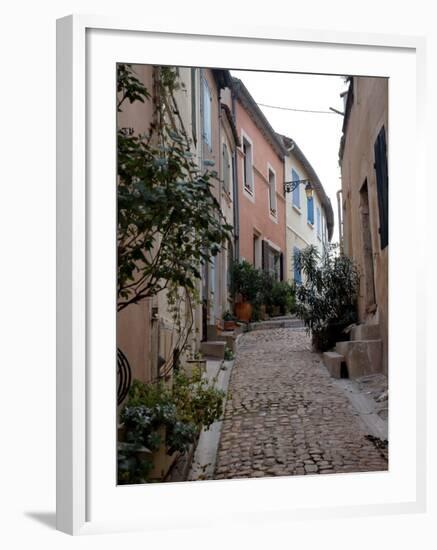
[214,328,388,479]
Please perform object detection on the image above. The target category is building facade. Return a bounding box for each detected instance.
[231,78,287,280]
[338,76,388,374]
[199,69,238,338]
[280,134,334,284]
[116,66,235,388]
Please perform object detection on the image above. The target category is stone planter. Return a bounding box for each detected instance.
[182,359,207,378]
[118,424,178,482]
[148,426,178,481]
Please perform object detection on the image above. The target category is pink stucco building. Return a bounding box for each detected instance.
[231,78,286,279]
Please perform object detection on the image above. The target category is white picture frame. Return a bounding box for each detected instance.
[56,14,427,535]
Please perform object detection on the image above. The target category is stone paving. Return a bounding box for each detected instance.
[214,328,388,479]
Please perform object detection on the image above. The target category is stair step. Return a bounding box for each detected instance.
[200,340,226,359]
[335,339,382,379]
[322,351,346,379]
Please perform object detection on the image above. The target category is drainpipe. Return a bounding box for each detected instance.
[231,91,240,261]
[336,189,343,253]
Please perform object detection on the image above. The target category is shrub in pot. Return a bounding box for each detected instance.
[294,244,359,352]
[222,310,237,330]
[118,373,224,484]
[270,280,295,315]
[230,260,261,321]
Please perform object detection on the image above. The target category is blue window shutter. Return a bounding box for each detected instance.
[307,196,314,224]
[292,169,300,208]
[293,246,302,284]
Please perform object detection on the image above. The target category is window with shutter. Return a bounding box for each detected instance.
[374,126,389,249]
[202,78,212,149]
[222,143,230,193]
[292,169,301,208]
[316,207,321,238]
[268,168,277,215]
[307,196,314,225]
[242,136,253,193]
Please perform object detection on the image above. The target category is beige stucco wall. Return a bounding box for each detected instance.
[340,76,388,374]
[200,70,237,330]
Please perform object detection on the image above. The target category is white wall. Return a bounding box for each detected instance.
[284,153,328,281]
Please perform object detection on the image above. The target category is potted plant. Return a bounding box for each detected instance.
[230,260,261,322]
[222,310,237,331]
[294,244,359,351]
[270,280,295,316]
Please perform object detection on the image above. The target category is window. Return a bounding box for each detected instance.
[202,78,212,149]
[242,136,253,193]
[291,168,301,208]
[307,196,314,225]
[262,240,282,281]
[374,125,389,249]
[293,246,302,285]
[191,68,197,144]
[316,207,321,238]
[268,168,277,215]
[253,234,261,268]
[222,143,231,194]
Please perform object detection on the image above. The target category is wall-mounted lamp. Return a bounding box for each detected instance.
[284,178,313,199]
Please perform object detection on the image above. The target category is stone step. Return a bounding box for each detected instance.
[350,323,381,341]
[322,351,346,379]
[335,339,382,379]
[200,340,226,359]
[249,319,305,331]
[213,331,237,352]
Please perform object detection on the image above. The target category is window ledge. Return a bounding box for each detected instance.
[307,221,314,229]
[292,204,302,214]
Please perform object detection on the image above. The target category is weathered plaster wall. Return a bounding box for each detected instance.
[340,76,389,374]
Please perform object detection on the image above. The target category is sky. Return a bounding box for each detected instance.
[231,70,348,244]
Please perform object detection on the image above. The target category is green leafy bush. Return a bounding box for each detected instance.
[118,373,224,484]
[270,280,295,314]
[294,244,359,351]
[173,368,225,430]
[230,260,261,303]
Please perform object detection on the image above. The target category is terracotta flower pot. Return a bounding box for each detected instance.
[235,301,252,322]
[223,320,237,331]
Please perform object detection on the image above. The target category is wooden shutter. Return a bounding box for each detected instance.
[262,240,269,272]
[202,78,211,148]
[374,126,389,249]
[307,196,314,225]
[292,169,300,207]
[223,143,230,193]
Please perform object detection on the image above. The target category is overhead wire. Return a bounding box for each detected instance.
[257,102,339,115]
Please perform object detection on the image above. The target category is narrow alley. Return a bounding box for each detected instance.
[213,327,388,479]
